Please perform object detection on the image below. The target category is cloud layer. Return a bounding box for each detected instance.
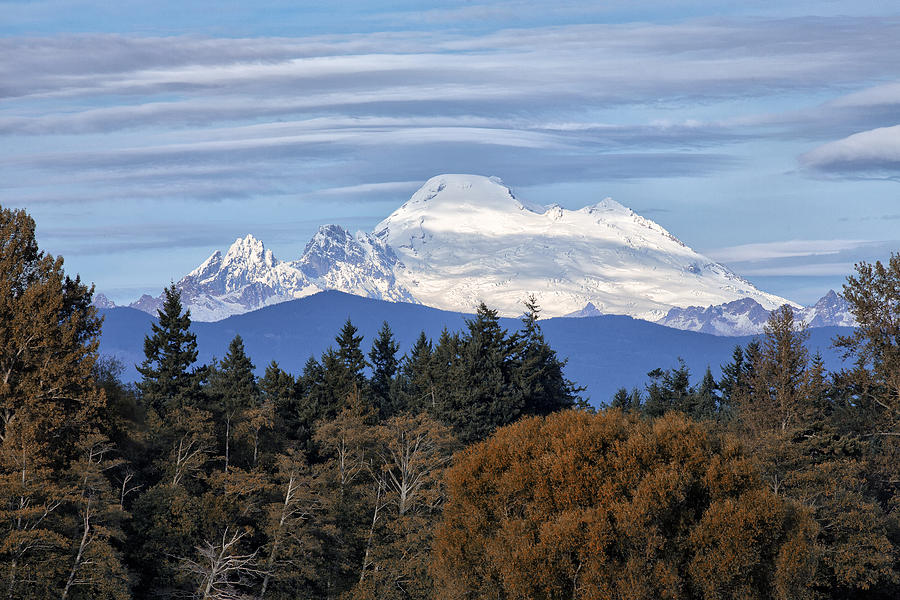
[3,12,900,302]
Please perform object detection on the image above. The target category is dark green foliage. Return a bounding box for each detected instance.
[719,344,746,416]
[205,334,261,471]
[610,387,642,412]
[369,321,400,418]
[692,366,719,419]
[210,335,258,408]
[301,320,369,430]
[336,318,368,384]
[93,355,143,454]
[261,361,298,449]
[643,358,692,417]
[396,331,435,413]
[511,295,579,416]
[431,303,522,444]
[136,285,202,414]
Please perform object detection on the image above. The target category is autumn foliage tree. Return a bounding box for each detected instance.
[432,409,818,600]
[0,206,128,599]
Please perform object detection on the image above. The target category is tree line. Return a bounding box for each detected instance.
[1,203,898,599]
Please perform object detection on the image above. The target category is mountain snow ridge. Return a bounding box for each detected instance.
[119,174,846,328]
[657,290,855,336]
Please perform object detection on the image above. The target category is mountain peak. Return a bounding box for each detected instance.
[400,173,531,213]
[585,197,630,215]
[92,292,117,309]
[223,234,274,268]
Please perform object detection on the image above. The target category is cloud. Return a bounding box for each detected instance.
[4,17,900,111]
[706,239,900,294]
[4,16,900,209]
[314,180,421,197]
[734,262,860,277]
[707,239,871,263]
[800,125,900,177]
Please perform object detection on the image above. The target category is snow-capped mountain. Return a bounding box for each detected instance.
[136,225,415,322]
[656,290,855,336]
[801,289,856,329]
[130,174,794,322]
[91,293,117,309]
[372,175,789,320]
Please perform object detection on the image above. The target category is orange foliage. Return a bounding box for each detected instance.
[432,410,817,600]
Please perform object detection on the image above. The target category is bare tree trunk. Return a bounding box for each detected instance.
[252,427,260,469]
[61,501,92,600]
[359,478,385,583]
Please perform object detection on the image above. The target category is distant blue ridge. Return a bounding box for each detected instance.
[99,290,853,407]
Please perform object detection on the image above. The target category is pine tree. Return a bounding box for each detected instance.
[512,296,578,417]
[398,332,434,413]
[836,255,900,503]
[260,361,297,453]
[433,304,522,444]
[137,284,203,415]
[610,387,641,412]
[368,322,399,419]
[303,321,370,430]
[643,359,691,418]
[719,344,746,416]
[207,335,260,472]
[691,366,719,420]
[336,319,367,386]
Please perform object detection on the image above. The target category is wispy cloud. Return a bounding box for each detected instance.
[736,262,860,277]
[800,125,900,178]
[2,17,900,209]
[3,13,900,308]
[707,239,871,263]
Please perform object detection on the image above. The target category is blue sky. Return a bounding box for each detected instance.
[2,1,899,305]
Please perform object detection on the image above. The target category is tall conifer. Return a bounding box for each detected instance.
[137,284,202,414]
[369,322,400,418]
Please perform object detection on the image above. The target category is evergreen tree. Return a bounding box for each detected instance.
[837,255,900,504]
[512,296,578,416]
[302,321,370,431]
[260,361,298,452]
[690,366,719,420]
[643,359,691,418]
[136,284,202,415]
[719,344,747,416]
[368,321,400,419]
[610,387,641,412]
[433,304,522,444]
[206,335,260,472]
[336,319,367,386]
[396,331,434,413]
[427,328,459,413]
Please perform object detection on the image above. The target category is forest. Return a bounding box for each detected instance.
[1,203,898,599]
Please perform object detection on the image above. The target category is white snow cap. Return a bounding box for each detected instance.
[161,173,794,322]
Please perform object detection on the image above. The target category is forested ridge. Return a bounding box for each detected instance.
[1,204,898,599]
